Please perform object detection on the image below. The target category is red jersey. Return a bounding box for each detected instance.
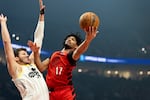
[46,51,76,89]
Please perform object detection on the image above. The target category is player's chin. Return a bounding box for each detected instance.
[64,44,72,49]
[24,59,31,64]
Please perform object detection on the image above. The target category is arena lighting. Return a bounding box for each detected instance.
[80,55,150,65]
[8,44,150,65]
[11,44,49,55]
[0,42,150,65]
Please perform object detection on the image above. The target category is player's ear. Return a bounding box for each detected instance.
[15,57,19,62]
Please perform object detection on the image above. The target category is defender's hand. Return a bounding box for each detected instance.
[27,40,40,53]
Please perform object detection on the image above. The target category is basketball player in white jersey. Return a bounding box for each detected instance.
[0,0,49,100]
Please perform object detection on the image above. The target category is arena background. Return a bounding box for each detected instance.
[0,0,150,100]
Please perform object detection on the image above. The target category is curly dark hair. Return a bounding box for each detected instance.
[63,32,83,49]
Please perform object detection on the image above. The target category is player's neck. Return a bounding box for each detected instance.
[61,48,74,53]
[17,61,31,65]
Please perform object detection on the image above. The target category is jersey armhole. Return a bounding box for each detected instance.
[67,51,76,66]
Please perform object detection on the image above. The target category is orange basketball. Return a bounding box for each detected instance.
[79,12,100,30]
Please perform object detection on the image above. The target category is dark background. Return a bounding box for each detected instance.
[0,0,150,59]
[0,0,150,100]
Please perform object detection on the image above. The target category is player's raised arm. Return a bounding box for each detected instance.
[29,0,45,61]
[0,14,19,78]
[72,26,98,61]
[28,0,48,72]
[72,12,100,60]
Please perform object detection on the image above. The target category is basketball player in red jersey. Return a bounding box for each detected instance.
[28,26,98,100]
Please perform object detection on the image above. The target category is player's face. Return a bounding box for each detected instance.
[17,50,31,64]
[65,36,78,49]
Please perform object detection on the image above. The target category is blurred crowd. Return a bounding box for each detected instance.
[1,63,150,100]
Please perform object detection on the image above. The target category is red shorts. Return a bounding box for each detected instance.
[49,86,76,100]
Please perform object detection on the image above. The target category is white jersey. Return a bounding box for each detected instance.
[12,64,49,100]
